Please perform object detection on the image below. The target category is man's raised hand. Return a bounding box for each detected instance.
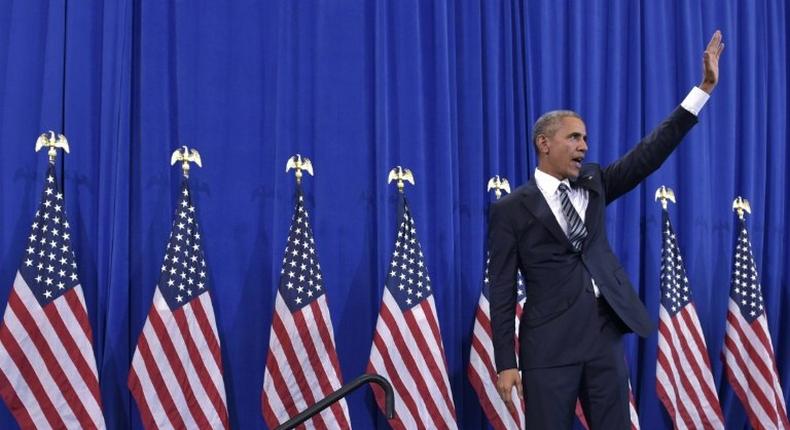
[700,30,724,94]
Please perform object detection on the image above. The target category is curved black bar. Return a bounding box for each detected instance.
[274,373,395,430]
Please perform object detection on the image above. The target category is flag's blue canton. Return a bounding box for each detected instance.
[730,219,764,323]
[482,255,525,302]
[659,211,691,316]
[387,197,433,310]
[158,180,210,310]
[19,166,80,306]
[279,193,324,312]
[386,198,433,311]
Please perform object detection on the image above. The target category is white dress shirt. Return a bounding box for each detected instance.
[534,168,601,296]
[532,87,710,297]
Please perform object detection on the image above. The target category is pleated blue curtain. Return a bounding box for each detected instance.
[0,1,787,428]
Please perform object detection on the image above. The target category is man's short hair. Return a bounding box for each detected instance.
[531,110,582,155]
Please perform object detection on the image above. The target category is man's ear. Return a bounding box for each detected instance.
[537,135,549,155]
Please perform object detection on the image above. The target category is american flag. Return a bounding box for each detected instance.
[655,209,724,429]
[128,179,229,429]
[261,190,351,429]
[367,195,458,429]
[722,216,789,429]
[467,257,525,429]
[0,166,105,429]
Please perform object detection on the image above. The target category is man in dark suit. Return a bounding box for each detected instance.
[488,31,724,429]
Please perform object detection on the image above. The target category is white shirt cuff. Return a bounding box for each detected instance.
[680,86,710,116]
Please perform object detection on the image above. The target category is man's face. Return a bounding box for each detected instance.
[537,116,588,180]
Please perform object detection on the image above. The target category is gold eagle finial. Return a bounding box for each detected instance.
[170,146,202,178]
[654,186,676,210]
[35,131,69,164]
[487,175,511,200]
[732,196,751,220]
[387,166,415,193]
[285,154,314,184]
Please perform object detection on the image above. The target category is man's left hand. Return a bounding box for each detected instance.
[700,30,725,94]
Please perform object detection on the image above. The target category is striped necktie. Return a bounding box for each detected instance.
[558,183,587,251]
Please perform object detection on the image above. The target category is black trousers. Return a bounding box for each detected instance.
[521,295,630,430]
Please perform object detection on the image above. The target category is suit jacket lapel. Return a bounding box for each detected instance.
[519,180,575,251]
[571,170,602,242]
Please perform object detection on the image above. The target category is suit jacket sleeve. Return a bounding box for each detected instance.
[602,106,699,204]
[487,201,520,372]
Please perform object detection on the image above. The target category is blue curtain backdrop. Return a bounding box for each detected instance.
[0,0,788,428]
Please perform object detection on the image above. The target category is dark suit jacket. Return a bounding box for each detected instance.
[488,106,698,371]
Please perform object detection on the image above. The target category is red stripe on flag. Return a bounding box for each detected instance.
[469,332,496,382]
[419,300,458,418]
[727,315,779,393]
[723,337,770,425]
[420,301,454,398]
[147,308,212,429]
[132,331,184,428]
[44,290,102,406]
[656,330,702,427]
[469,332,522,428]
[0,352,36,429]
[128,366,159,429]
[726,316,779,403]
[261,390,281,430]
[475,306,493,339]
[309,300,345,392]
[404,305,456,416]
[751,325,776,367]
[172,305,229,428]
[262,351,301,426]
[369,379,408,430]
[63,288,94,344]
[369,333,426,428]
[7,291,93,427]
[655,371,678,422]
[190,297,224,372]
[467,365,511,430]
[379,303,445,426]
[629,388,640,430]
[576,400,588,429]
[292,307,348,427]
[0,323,66,429]
[677,309,724,422]
[659,318,704,427]
[270,312,329,430]
[666,313,715,420]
